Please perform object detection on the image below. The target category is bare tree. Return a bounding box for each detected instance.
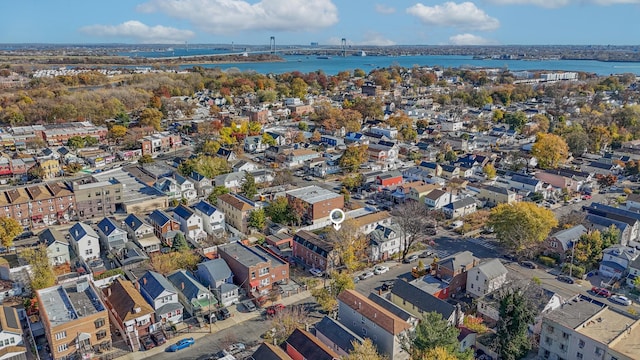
[392,201,431,261]
[265,305,310,345]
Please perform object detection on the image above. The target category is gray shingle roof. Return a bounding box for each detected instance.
[390,279,455,320]
[475,259,508,280]
[314,316,363,354]
[139,270,179,300]
[167,270,211,301]
[197,259,232,286]
[38,228,68,246]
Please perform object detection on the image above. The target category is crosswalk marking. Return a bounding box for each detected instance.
[467,237,498,250]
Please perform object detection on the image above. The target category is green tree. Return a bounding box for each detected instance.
[291,78,308,99]
[65,162,83,174]
[482,163,497,179]
[241,172,257,200]
[109,124,128,140]
[265,196,295,225]
[487,202,558,257]
[178,155,230,179]
[401,312,472,360]
[247,209,266,231]
[311,272,355,316]
[0,217,22,248]
[139,107,163,131]
[343,339,387,360]
[503,111,527,132]
[138,154,154,165]
[22,244,56,290]
[493,288,536,360]
[67,136,85,150]
[262,132,277,146]
[342,174,365,191]
[84,136,99,147]
[171,232,190,252]
[298,122,309,131]
[531,133,569,169]
[208,186,230,204]
[339,145,368,172]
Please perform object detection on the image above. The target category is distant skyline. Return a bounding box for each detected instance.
[2,0,640,46]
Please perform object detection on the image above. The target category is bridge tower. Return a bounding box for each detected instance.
[341,38,347,57]
[270,36,276,54]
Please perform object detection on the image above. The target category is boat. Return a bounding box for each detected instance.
[316,56,331,59]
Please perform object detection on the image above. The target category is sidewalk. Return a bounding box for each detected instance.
[113,289,313,360]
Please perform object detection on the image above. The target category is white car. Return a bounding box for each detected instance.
[226,343,246,355]
[359,271,375,280]
[374,265,389,275]
[309,268,324,277]
[610,295,632,306]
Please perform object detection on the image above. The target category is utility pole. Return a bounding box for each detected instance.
[569,239,578,278]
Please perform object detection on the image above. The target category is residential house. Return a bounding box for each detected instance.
[374,171,403,190]
[192,200,225,235]
[103,278,155,351]
[217,193,255,233]
[68,222,100,261]
[435,251,480,296]
[123,213,161,254]
[38,228,70,267]
[442,197,477,219]
[138,270,184,325]
[418,161,443,177]
[369,224,403,261]
[508,174,544,194]
[215,147,237,162]
[626,256,640,287]
[249,342,293,360]
[188,171,213,197]
[466,259,508,298]
[538,295,640,360]
[583,203,640,247]
[585,213,632,247]
[478,286,562,330]
[147,209,181,245]
[367,141,399,168]
[96,217,128,251]
[389,279,461,325]
[172,174,197,202]
[477,185,516,205]
[217,243,289,301]
[424,189,452,209]
[153,177,179,200]
[440,164,460,179]
[314,316,363,357]
[284,328,340,360]
[38,158,61,180]
[543,225,588,261]
[244,135,269,154]
[292,230,338,273]
[0,306,26,360]
[37,279,111,360]
[214,172,245,190]
[337,289,412,360]
[320,135,345,148]
[351,211,392,235]
[407,183,439,203]
[282,148,320,168]
[232,160,260,173]
[535,170,585,194]
[195,259,239,307]
[167,270,217,316]
[173,204,205,242]
[285,186,344,225]
[599,245,639,279]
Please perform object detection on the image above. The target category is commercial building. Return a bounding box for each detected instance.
[71,177,123,220]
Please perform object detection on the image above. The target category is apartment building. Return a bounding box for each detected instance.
[37,279,111,360]
[0,182,74,230]
[71,178,123,220]
[285,186,344,224]
[292,230,339,273]
[216,193,255,233]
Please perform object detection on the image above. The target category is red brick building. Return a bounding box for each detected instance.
[435,251,480,297]
[292,230,338,272]
[376,171,404,188]
[0,182,74,229]
[285,185,344,224]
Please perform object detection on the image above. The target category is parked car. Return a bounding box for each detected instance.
[151,331,166,346]
[419,250,434,258]
[309,268,325,277]
[303,176,313,181]
[216,308,231,320]
[204,313,217,324]
[359,271,374,280]
[403,254,419,263]
[381,281,394,292]
[242,300,257,312]
[167,337,194,352]
[266,303,286,317]
[503,254,519,262]
[140,336,155,350]
[556,275,575,284]
[582,194,592,200]
[374,265,389,275]
[610,295,632,306]
[519,261,537,269]
[226,343,246,355]
[591,287,612,297]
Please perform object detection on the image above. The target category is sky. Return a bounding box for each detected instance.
[1,0,639,46]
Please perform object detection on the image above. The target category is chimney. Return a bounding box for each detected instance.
[181,282,185,290]
[107,287,112,297]
[143,278,147,286]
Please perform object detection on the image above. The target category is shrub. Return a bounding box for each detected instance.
[562,263,585,278]
[94,268,125,280]
[538,256,557,267]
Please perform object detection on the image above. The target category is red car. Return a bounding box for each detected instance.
[591,287,611,297]
[266,303,286,317]
[582,194,592,200]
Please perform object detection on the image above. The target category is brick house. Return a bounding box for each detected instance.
[375,171,403,189]
[543,225,588,260]
[103,278,154,352]
[292,230,339,272]
[147,209,181,245]
[285,186,344,225]
[435,251,480,297]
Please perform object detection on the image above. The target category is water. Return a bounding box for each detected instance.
[168,54,640,76]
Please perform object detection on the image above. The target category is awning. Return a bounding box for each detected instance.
[250,280,259,288]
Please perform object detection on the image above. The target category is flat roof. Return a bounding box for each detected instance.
[38,280,105,327]
[93,167,165,205]
[545,296,605,329]
[286,185,342,204]
[219,242,268,267]
[577,307,636,345]
[609,320,640,359]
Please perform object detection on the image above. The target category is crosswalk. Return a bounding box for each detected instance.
[466,237,499,250]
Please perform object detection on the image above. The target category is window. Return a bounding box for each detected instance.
[576,353,583,359]
[259,267,269,276]
[578,339,584,349]
[97,330,107,340]
[562,332,569,340]
[251,272,256,279]
[470,284,474,289]
[57,344,68,353]
[595,347,603,356]
[545,337,552,346]
[362,328,367,336]
[476,275,479,281]
[95,318,105,329]
[55,331,67,340]
[9,338,14,344]
[560,344,566,352]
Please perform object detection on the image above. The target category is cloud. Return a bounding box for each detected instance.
[359,32,396,46]
[374,4,396,14]
[487,0,639,7]
[80,21,195,43]
[407,2,500,31]
[137,0,339,34]
[449,33,495,45]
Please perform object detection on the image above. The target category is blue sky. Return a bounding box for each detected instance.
[2,0,639,46]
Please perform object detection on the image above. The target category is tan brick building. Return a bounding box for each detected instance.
[71,177,123,220]
[217,193,255,233]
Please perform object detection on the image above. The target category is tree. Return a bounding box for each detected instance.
[310,130,322,142]
[67,136,85,150]
[138,154,154,165]
[482,163,497,179]
[342,174,365,191]
[344,339,387,360]
[421,347,459,360]
[108,124,127,140]
[150,250,200,275]
[21,244,55,291]
[311,271,355,316]
[493,288,536,360]
[291,78,308,99]
[265,196,295,225]
[503,111,527,132]
[0,217,22,248]
[271,170,295,187]
[596,174,618,188]
[400,312,471,360]
[248,209,266,231]
[327,219,368,273]
[241,172,257,200]
[65,162,83,174]
[563,129,589,155]
[531,133,569,169]
[487,202,558,257]
[139,107,163,131]
[392,202,432,261]
[264,305,309,345]
[178,155,230,179]
[171,232,190,252]
[339,145,368,172]
[207,186,230,204]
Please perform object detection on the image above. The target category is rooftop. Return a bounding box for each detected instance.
[577,307,637,345]
[544,295,605,330]
[219,242,269,267]
[338,289,411,335]
[38,279,105,327]
[285,185,342,204]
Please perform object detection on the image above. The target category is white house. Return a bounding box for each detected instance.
[466,259,508,298]
[599,245,639,279]
[123,213,161,254]
[38,228,70,266]
[68,222,100,261]
[424,189,452,209]
[172,204,205,242]
[0,306,25,359]
[192,200,225,234]
[138,271,184,324]
[173,174,197,202]
[369,224,403,261]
